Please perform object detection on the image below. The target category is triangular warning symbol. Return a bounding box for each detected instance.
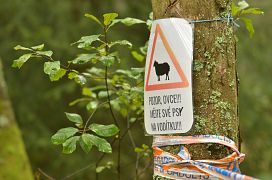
[145,24,189,91]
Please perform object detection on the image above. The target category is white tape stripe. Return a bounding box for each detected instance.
[153,135,239,154]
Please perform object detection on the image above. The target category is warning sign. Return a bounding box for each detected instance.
[144,18,194,135]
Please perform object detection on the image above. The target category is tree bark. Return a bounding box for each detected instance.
[0,60,34,180]
[151,0,239,178]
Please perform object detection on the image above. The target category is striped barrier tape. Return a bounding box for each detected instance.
[153,135,257,180]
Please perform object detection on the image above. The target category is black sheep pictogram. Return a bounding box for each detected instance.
[153,61,170,81]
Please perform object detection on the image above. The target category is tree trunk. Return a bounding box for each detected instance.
[0,60,34,180]
[151,0,239,178]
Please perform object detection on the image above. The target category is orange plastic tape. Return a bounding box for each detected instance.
[153,135,258,180]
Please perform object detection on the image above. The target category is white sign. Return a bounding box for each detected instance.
[144,18,194,135]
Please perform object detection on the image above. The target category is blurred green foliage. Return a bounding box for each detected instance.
[0,0,271,179]
[238,1,272,179]
[1,0,151,179]
[11,9,153,179]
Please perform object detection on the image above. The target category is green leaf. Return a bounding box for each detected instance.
[149,12,153,20]
[131,51,144,62]
[93,135,112,153]
[109,40,132,49]
[31,44,44,50]
[85,13,103,27]
[96,166,106,173]
[238,0,249,10]
[232,3,239,17]
[120,17,145,26]
[96,161,113,173]
[129,117,137,123]
[116,69,142,80]
[90,123,119,137]
[69,98,90,106]
[75,75,87,85]
[62,136,80,154]
[80,73,92,78]
[110,51,120,63]
[140,41,149,55]
[106,161,114,167]
[103,13,118,26]
[44,61,60,74]
[110,99,121,112]
[69,73,87,85]
[87,67,105,76]
[134,147,143,153]
[65,112,83,124]
[73,35,100,49]
[142,144,149,149]
[36,50,53,57]
[98,90,112,98]
[90,86,106,92]
[131,67,145,75]
[75,123,83,129]
[147,12,153,29]
[99,55,115,67]
[43,61,66,81]
[241,8,264,15]
[70,53,97,64]
[146,19,152,30]
[52,68,66,81]
[80,134,112,153]
[51,127,79,145]
[79,134,93,153]
[131,86,144,93]
[130,67,145,79]
[241,17,255,38]
[12,54,32,69]
[86,101,98,111]
[14,45,32,51]
[68,71,78,80]
[82,87,92,97]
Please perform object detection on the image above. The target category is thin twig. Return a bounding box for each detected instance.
[59,118,140,180]
[83,101,108,133]
[127,112,136,148]
[135,80,144,87]
[126,111,140,180]
[37,168,55,180]
[137,158,153,178]
[135,153,141,180]
[104,67,119,127]
[96,138,117,180]
[118,136,121,180]
[103,25,121,180]
[61,164,95,180]
[61,138,117,180]
[120,119,140,139]
[33,52,70,70]
[31,50,98,83]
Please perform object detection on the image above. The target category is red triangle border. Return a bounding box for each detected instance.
[145,24,189,91]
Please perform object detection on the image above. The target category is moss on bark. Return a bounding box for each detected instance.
[0,60,34,180]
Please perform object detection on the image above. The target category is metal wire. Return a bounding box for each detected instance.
[189,13,233,25]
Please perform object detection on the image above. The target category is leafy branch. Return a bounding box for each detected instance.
[12,11,152,179]
[232,0,264,38]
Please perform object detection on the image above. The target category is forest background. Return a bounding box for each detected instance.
[0,0,271,179]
